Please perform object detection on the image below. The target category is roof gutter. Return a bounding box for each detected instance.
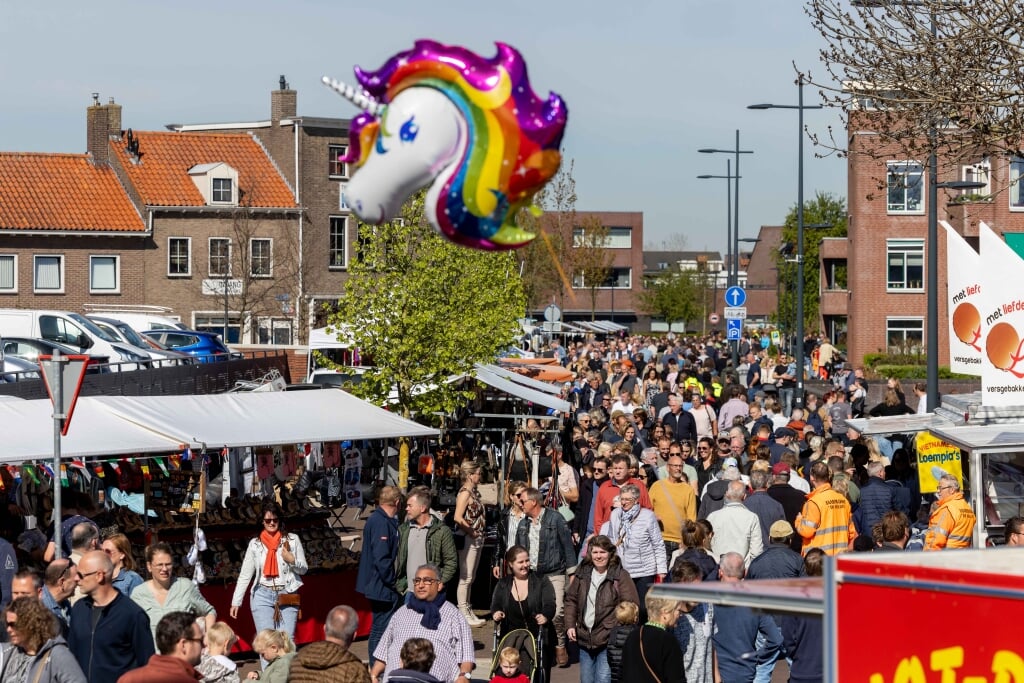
[148,205,303,215]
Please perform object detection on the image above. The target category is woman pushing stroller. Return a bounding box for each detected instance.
[490,545,555,683]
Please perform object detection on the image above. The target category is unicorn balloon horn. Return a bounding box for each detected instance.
[321,76,386,116]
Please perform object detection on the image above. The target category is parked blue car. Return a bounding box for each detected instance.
[140,330,239,363]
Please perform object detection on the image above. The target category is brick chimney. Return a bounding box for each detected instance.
[271,75,297,125]
[106,97,122,140]
[86,93,110,166]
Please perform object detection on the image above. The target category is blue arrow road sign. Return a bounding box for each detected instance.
[727,318,742,340]
[725,286,747,307]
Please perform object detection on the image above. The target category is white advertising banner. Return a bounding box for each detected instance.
[979,221,1024,406]
[942,221,982,376]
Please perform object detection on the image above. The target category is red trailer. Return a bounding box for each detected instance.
[650,547,1024,681]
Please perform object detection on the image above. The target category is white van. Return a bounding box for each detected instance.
[0,309,152,370]
[81,304,188,332]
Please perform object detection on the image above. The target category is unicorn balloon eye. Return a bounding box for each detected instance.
[399,116,419,143]
[322,39,568,251]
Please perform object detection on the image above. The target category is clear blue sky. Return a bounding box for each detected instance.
[0,0,846,253]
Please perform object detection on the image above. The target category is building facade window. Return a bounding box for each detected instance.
[0,255,17,292]
[33,255,63,293]
[193,313,242,344]
[961,159,991,197]
[89,255,120,293]
[168,237,191,276]
[339,183,350,212]
[209,238,231,277]
[212,178,233,203]
[1010,157,1024,209]
[250,238,272,277]
[329,216,348,269]
[887,317,924,354]
[329,145,349,179]
[258,317,293,344]
[572,267,632,289]
[887,161,924,214]
[605,227,632,249]
[886,239,924,291]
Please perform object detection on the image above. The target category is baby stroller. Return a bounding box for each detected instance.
[491,624,545,683]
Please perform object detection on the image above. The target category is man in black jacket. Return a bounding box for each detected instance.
[516,487,576,668]
[662,394,697,443]
[747,521,803,580]
[766,463,808,554]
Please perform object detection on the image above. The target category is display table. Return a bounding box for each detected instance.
[204,571,371,649]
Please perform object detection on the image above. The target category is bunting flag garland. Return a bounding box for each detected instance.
[39,464,54,480]
[93,463,105,478]
[140,463,152,481]
[109,460,121,474]
[182,447,192,462]
[59,464,69,486]
[23,466,38,485]
[10,467,21,484]
[169,454,181,471]
[155,458,169,476]
[221,447,229,460]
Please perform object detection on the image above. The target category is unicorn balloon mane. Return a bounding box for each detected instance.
[323,39,568,250]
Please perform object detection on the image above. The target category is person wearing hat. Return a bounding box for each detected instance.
[746,520,803,580]
[769,428,798,466]
[767,463,807,554]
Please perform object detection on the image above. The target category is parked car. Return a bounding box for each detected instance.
[81,305,188,331]
[0,309,151,371]
[87,316,192,366]
[141,330,240,363]
[305,367,366,389]
[1,337,111,373]
[0,355,40,383]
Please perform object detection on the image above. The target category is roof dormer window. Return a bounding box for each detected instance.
[188,162,239,206]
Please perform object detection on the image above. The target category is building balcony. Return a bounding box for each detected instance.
[820,288,849,316]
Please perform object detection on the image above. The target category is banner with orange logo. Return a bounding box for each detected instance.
[942,221,982,376]
[980,221,1024,406]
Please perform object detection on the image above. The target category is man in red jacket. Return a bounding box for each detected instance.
[117,611,203,682]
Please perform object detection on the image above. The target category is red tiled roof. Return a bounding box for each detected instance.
[109,131,297,208]
[0,153,144,232]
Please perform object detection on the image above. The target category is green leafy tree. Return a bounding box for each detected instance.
[776,192,848,335]
[638,269,703,332]
[326,191,526,419]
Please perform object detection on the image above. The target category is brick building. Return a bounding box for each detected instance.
[840,109,1024,365]
[0,96,300,343]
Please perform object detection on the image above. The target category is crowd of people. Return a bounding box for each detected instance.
[0,331,1010,683]
[355,332,1007,683]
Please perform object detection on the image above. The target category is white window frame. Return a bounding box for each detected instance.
[168,237,192,277]
[209,238,232,277]
[572,267,632,290]
[211,177,234,204]
[1010,157,1024,211]
[886,317,924,354]
[328,144,349,180]
[329,216,348,270]
[339,182,351,212]
[887,161,925,214]
[193,312,243,344]
[605,227,632,249]
[886,239,924,292]
[89,255,120,294]
[0,254,18,293]
[250,238,273,278]
[33,255,64,294]
[257,317,294,344]
[961,159,991,197]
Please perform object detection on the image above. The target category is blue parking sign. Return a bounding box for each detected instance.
[727,318,742,340]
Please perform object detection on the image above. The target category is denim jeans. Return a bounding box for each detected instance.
[251,585,299,640]
[778,387,794,417]
[753,631,780,683]
[579,647,610,683]
[368,597,400,667]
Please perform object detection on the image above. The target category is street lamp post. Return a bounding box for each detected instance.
[749,75,822,409]
[700,131,754,291]
[697,161,738,286]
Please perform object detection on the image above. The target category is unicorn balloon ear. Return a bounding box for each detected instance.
[321,76,386,116]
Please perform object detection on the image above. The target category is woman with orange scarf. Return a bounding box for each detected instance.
[230,498,307,647]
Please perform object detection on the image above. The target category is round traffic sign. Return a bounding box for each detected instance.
[709,313,721,324]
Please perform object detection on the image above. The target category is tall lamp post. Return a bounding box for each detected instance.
[700,131,754,291]
[749,75,822,409]
[697,160,739,285]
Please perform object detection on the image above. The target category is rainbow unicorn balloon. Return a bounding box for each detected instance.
[323,39,568,250]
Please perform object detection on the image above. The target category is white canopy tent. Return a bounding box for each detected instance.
[0,390,438,463]
[473,365,571,412]
[478,363,563,395]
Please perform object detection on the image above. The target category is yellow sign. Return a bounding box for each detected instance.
[915,431,964,494]
[770,330,781,346]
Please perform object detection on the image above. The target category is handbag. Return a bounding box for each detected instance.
[275,592,302,621]
[639,626,662,683]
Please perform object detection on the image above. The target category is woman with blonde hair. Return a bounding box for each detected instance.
[493,480,528,579]
[102,532,143,596]
[453,460,486,626]
[246,629,295,682]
